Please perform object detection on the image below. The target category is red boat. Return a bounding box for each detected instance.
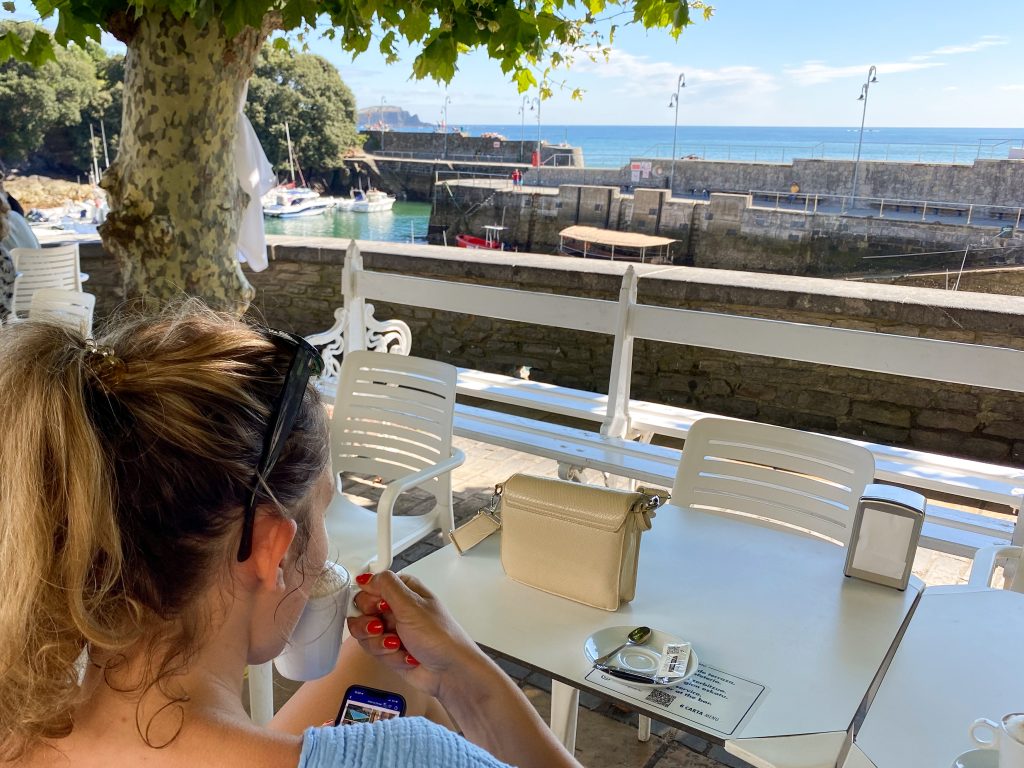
[456,225,506,250]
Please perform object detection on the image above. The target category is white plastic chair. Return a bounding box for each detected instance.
[324,350,466,574]
[672,417,876,546]
[248,351,465,725]
[29,288,95,336]
[615,417,876,743]
[968,544,1024,592]
[10,244,83,318]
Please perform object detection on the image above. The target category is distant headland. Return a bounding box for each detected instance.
[358,105,431,131]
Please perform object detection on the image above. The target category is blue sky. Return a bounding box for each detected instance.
[8,0,1023,128]
[315,0,1024,128]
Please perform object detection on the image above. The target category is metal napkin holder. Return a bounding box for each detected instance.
[844,483,926,591]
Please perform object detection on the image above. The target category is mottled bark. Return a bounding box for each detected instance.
[99,13,269,313]
[0,181,10,242]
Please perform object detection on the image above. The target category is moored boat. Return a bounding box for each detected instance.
[350,188,396,213]
[456,225,507,250]
[263,187,336,218]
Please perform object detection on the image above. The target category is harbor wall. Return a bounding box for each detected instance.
[363,130,583,166]
[78,239,1024,466]
[431,182,1024,276]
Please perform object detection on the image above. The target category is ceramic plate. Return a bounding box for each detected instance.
[584,626,698,689]
[952,748,998,768]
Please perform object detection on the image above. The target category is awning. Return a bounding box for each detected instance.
[558,226,676,248]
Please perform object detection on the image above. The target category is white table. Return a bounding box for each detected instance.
[848,586,1024,768]
[404,503,921,768]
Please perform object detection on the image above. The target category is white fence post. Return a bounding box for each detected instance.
[601,267,638,439]
[342,241,367,354]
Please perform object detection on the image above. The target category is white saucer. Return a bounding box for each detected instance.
[952,748,998,768]
[584,626,698,689]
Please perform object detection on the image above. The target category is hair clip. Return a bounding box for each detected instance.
[83,340,126,387]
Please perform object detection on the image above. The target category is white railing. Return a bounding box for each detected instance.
[748,189,1024,230]
[334,242,1024,551]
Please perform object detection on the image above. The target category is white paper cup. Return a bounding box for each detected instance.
[274,561,357,681]
[970,712,1024,768]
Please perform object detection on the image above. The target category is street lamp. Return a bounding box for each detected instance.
[442,94,452,159]
[849,65,878,211]
[379,95,387,153]
[668,73,686,195]
[529,96,541,162]
[518,95,530,162]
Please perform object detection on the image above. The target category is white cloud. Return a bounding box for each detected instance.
[783,60,943,86]
[929,35,1007,55]
[575,49,779,94]
[998,84,1024,91]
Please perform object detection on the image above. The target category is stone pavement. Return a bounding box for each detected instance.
[384,435,976,768]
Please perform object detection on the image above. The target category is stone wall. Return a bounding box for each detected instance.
[364,130,584,166]
[431,182,1023,276]
[79,239,1024,465]
[479,157,1024,207]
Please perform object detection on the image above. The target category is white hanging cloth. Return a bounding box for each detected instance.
[234,108,276,272]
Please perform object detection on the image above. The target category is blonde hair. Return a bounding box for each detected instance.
[0,304,328,759]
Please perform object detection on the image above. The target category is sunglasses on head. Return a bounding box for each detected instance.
[237,328,325,562]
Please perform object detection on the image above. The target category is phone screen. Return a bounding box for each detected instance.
[334,685,407,726]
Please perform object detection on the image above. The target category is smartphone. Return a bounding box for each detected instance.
[334,684,407,726]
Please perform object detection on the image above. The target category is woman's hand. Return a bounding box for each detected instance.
[346,571,491,700]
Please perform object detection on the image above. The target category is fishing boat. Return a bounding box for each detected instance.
[350,188,396,213]
[456,225,507,250]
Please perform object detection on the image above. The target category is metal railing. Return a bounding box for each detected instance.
[747,189,1024,230]
[582,139,1023,169]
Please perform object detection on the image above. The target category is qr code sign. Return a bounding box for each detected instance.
[645,688,676,707]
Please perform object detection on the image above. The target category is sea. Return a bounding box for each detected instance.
[269,125,1023,242]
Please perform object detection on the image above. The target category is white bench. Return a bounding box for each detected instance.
[311,241,1024,558]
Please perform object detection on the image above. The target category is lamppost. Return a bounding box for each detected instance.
[379,96,386,153]
[529,96,541,160]
[668,73,686,195]
[518,95,530,162]
[442,94,452,159]
[849,65,878,212]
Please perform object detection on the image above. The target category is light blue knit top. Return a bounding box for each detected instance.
[298,718,515,768]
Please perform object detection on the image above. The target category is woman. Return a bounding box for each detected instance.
[0,305,581,768]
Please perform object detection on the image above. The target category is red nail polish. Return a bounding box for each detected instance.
[367,619,384,635]
[405,653,419,666]
[355,573,373,586]
[377,599,390,613]
[383,635,401,650]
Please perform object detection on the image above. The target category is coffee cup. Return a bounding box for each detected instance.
[970,713,1024,768]
[274,560,360,681]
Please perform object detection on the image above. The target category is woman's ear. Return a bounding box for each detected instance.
[248,510,298,589]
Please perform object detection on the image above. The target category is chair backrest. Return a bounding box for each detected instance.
[330,351,457,483]
[672,417,876,545]
[10,244,82,317]
[29,288,96,337]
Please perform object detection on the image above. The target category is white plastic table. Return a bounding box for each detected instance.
[404,503,921,768]
[847,586,1024,768]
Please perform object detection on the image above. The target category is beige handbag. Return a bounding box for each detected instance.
[450,474,665,611]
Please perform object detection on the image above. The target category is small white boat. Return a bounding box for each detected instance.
[350,188,396,213]
[263,187,336,218]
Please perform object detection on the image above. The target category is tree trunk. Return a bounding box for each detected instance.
[99,13,269,313]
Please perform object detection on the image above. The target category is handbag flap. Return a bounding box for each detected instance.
[501,474,642,532]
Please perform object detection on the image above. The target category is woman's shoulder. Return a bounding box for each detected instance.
[298,718,513,768]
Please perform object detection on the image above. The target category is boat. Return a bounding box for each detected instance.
[350,188,396,213]
[557,225,676,263]
[263,187,336,218]
[456,225,507,250]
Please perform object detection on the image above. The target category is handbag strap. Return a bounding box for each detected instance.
[449,484,503,554]
[632,487,668,530]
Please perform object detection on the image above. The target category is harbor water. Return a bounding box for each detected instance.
[263,201,432,241]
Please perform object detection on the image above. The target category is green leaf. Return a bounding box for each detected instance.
[2,2,16,12]
[25,28,56,65]
[272,36,291,51]
[0,30,25,62]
